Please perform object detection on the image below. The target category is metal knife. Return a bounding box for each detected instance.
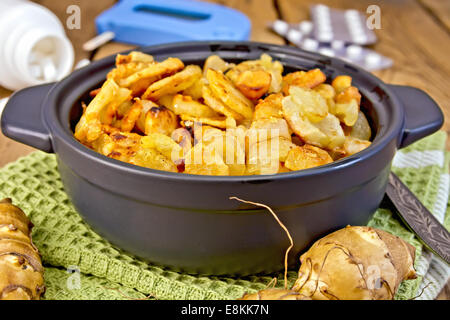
[386,172,450,265]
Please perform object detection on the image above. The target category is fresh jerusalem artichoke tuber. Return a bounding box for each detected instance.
[292,226,416,300]
[239,226,416,300]
[0,198,45,300]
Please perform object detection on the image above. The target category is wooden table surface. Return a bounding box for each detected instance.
[0,0,448,299]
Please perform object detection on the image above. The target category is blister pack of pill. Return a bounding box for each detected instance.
[311,4,377,45]
[270,18,392,71]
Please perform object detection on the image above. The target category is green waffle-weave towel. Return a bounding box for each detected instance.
[0,132,448,300]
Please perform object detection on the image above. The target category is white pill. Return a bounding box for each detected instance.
[317,10,330,22]
[316,4,329,13]
[299,21,313,34]
[345,10,360,20]
[29,63,42,80]
[353,33,368,44]
[317,31,333,42]
[331,40,344,50]
[302,38,319,51]
[365,53,382,67]
[287,29,302,44]
[273,20,289,35]
[346,45,363,58]
[75,58,91,70]
[319,47,335,57]
[317,20,332,32]
[41,57,57,81]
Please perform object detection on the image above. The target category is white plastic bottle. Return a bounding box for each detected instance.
[0,0,74,91]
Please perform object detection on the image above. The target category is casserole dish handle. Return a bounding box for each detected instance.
[388,84,444,149]
[1,83,54,153]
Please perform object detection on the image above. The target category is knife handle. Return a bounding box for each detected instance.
[386,172,450,265]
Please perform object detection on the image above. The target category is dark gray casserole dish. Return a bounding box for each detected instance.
[1,41,444,276]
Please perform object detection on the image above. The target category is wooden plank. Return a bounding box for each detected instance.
[420,0,450,31]
[277,0,450,146]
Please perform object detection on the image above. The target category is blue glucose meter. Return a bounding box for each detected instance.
[95,0,251,46]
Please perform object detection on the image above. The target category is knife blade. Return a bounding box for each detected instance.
[386,172,450,265]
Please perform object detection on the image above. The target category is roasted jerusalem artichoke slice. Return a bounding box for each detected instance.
[74,79,131,143]
[253,93,284,120]
[343,136,372,156]
[136,103,178,136]
[129,148,178,172]
[226,53,283,99]
[206,69,254,120]
[143,65,202,101]
[284,144,333,171]
[74,52,373,175]
[0,199,45,300]
[282,68,326,95]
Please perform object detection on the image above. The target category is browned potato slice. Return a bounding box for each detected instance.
[129,148,178,172]
[259,53,283,93]
[135,99,157,132]
[246,137,295,175]
[253,93,284,120]
[91,133,114,156]
[119,57,184,90]
[278,138,297,162]
[334,99,359,127]
[348,111,371,141]
[185,142,229,176]
[249,118,291,143]
[202,85,244,121]
[171,128,192,155]
[191,127,246,175]
[139,105,178,136]
[75,79,131,143]
[289,86,328,123]
[343,136,371,156]
[284,145,333,171]
[282,69,326,95]
[206,69,254,120]
[313,83,335,99]
[116,100,134,119]
[313,114,345,149]
[227,53,283,94]
[141,133,184,163]
[336,86,361,105]
[182,77,206,100]
[157,94,175,112]
[99,86,132,126]
[331,75,352,94]
[203,55,234,75]
[180,114,229,129]
[313,84,336,113]
[282,95,330,148]
[120,99,143,132]
[222,131,246,175]
[234,69,271,100]
[116,51,154,65]
[246,138,281,175]
[142,65,202,101]
[107,52,155,84]
[172,94,219,118]
[94,131,142,163]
